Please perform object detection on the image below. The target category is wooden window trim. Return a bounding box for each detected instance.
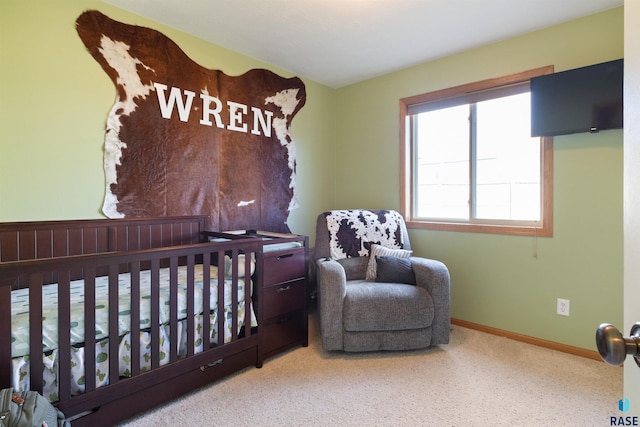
[399,66,554,237]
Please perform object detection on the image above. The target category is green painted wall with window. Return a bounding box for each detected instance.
[334,7,623,351]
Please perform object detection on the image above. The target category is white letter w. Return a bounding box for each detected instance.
[153,82,195,122]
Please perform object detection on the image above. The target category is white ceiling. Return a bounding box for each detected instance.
[101,0,623,88]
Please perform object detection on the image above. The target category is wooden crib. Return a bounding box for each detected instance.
[0,216,263,425]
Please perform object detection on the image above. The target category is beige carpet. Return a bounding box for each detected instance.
[121,311,622,426]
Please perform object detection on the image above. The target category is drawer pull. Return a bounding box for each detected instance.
[277,253,294,260]
[277,316,291,324]
[276,285,292,293]
[200,358,224,371]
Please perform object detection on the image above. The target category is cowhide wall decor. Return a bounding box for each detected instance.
[76,10,306,232]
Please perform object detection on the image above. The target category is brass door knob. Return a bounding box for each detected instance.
[596,323,640,367]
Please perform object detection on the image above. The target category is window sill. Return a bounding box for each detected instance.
[405,219,552,237]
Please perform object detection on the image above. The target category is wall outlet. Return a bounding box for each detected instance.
[557,298,570,316]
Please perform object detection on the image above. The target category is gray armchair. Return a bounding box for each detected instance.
[314,209,450,352]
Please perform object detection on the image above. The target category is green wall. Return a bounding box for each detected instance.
[334,8,624,350]
[0,1,623,351]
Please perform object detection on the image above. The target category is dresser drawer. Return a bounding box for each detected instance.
[262,248,306,286]
[263,310,305,356]
[263,278,305,319]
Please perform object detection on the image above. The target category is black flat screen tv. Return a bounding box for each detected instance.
[530,59,623,137]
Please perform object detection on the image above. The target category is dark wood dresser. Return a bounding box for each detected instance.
[206,230,309,359]
[261,236,308,358]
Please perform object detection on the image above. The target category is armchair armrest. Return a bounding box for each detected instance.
[411,257,451,344]
[316,258,348,351]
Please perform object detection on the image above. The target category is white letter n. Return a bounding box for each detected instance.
[251,107,273,137]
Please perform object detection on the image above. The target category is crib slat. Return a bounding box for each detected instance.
[217,251,225,346]
[150,258,160,369]
[202,254,211,350]
[28,273,43,393]
[169,257,178,362]
[244,251,252,337]
[230,249,239,342]
[57,271,71,401]
[0,285,11,387]
[108,264,119,386]
[84,269,97,393]
[186,255,195,357]
[130,261,141,377]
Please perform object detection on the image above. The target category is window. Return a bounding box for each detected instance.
[400,67,554,236]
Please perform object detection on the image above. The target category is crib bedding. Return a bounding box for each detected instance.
[9,261,257,402]
[12,308,248,402]
[10,261,255,357]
